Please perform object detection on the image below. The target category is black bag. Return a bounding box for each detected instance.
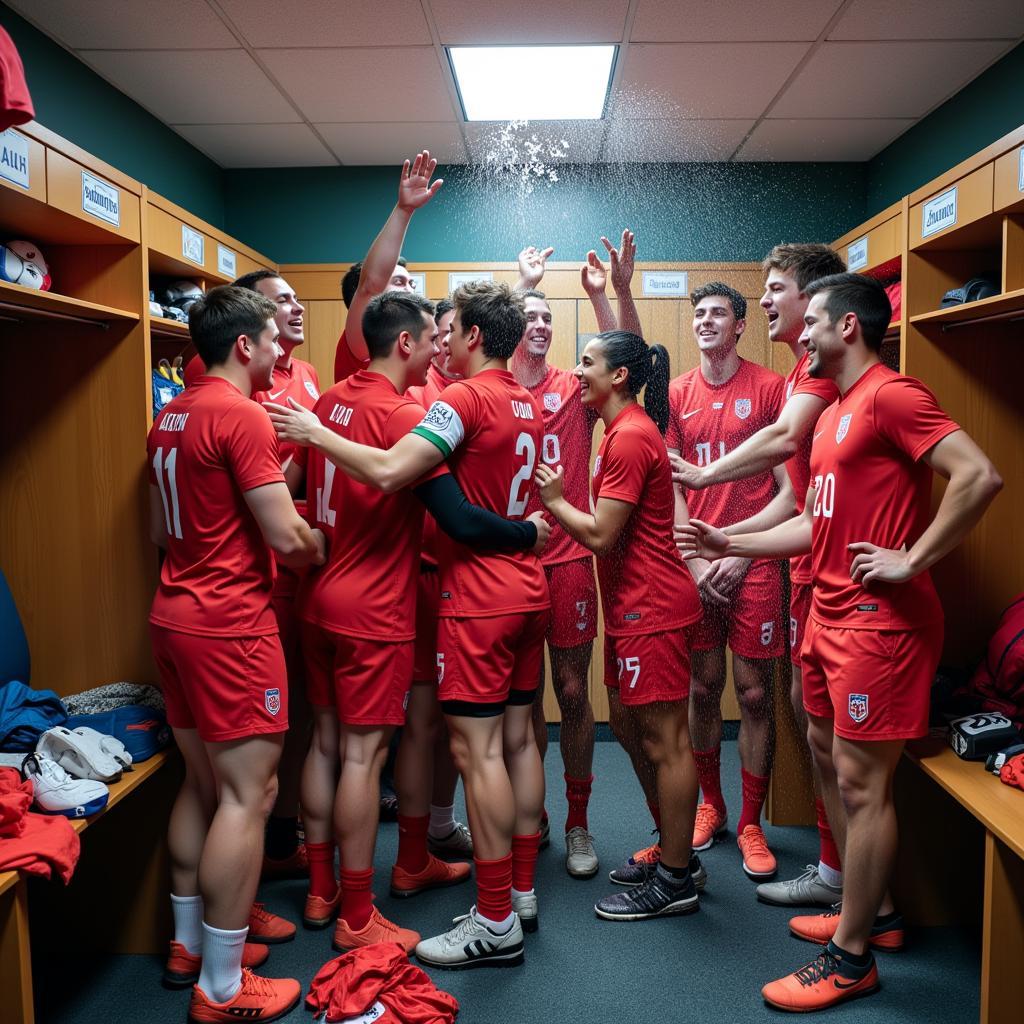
[939,276,999,307]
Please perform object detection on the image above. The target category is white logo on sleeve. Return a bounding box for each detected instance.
[836,413,852,444]
[304,380,320,400]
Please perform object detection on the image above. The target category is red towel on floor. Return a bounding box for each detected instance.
[0,26,34,131]
[0,768,80,883]
[306,942,459,1023]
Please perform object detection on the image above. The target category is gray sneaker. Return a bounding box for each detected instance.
[428,821,473,859]
[512,889,538,933]
[756,864,842,908]
[415,907,524,970]
[565,826,599,878]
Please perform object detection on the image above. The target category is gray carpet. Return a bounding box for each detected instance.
[37,740,979,1023]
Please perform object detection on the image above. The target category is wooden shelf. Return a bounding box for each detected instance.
[149,315,190,339]
[69,749,172,835]
[0,280,139,327]
[0,871,19,898]
[909,287,1024,328]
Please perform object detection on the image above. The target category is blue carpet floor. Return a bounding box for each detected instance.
[37,740,979,1023]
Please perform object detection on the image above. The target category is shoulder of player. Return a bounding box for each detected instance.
[740,358,784,386]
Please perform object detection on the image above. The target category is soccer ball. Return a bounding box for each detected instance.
[0,239,51,290]
[162,280,203,312]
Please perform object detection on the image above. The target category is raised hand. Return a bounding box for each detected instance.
[534,463,565,507]
[263,397,322,446]
[517,245,555,289]
[580,250,608,298]
[602,229,636,293]
[398,150,444,212]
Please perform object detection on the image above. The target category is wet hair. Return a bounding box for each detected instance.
[690,281,747,321]
[232,269,280,293]
[189,285,276,368]
[362,292,435,360]
[341,256,408,309]
[762,243,846,292]
[594,330,671,434]
[804,273,892,352]
[434,297,454,319]
[452,281,526,360]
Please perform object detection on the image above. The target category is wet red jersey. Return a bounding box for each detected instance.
[334,328,370,384]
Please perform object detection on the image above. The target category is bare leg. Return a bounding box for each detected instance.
[608,689,658,809]
[530,662,549,763]
[395,683,439,818]
[689,647,727,753]
[806,714,847,862]
[549,643,595,781]
[335,725,394,869]
[300,707,339,846]
[733,653,775,781]
[167,727,217,897]
[502,703,545,837]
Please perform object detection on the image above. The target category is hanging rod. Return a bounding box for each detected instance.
[0,301,110,329]
[940,308,1024,332]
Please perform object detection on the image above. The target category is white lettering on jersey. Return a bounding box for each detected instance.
[159,412,190,433]
[511,400,535,421]
[329,404,354,426]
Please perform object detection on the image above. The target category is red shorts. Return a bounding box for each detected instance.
[544,557,598,648]
[688,559,786,658]
[789,581,813,668]
[413,566,440,683]
[802,618,944,741]
[303,622,413,727]
[437,610,549,705]
[604,630,691,706]
[150,624,287,742]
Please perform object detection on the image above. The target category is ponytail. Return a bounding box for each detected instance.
[644,344,670,434]
[595,331,672,434]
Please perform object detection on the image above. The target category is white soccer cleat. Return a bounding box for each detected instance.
[37,726,122,782]
[22,752,109,818]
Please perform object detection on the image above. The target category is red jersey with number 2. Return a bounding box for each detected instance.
[411,369,549,618]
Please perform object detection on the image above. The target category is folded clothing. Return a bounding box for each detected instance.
[62,682,164,716]
[0,767,80,883]
[0,680,68,752]
[999,752,1024,791]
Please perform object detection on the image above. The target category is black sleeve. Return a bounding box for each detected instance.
[414,474,537,552]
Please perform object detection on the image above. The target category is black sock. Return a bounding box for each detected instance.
[265,815,300,860]
[656,862,690,883]
[827,940,872,973]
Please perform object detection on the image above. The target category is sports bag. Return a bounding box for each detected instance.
[956,594,1024,731]
[65,706,171,764]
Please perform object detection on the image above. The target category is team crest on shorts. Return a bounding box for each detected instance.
[734,398,751,420]
[265,688,281,716]
[848,693,868,723]
[836,413,853,444]
[543,392,561,412]
[304,380,320,401]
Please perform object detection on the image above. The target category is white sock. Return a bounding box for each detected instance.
[197,922,247,1003]
[818,862,843,889]
[170,893,204,954]
[474,907,515,934]
[511,887,534,899]
[428,804,456,837]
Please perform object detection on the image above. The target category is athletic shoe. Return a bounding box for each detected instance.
[162,940,268,989]
[512,890,538,933]
[565,826,599,878]
[692,803,727,851]
[187,968,301,1023]
[689,853,708,893]
[539,816,550,850]
[428,821,474,859]
[608,837,660,886]
[302,888,340,929]
[789,905,905,951]
[260,844,308,881]
[70,726,132,771]
[333,906,420,953]
[757,864,842,908]
[21,752,109,818]
[761,946,879,1012]
[36,726,122,783]
[737,824,777,879]
[415,907,524,970]
[390,853,471,898]
[595,868,699,921]
[247,904,296,945]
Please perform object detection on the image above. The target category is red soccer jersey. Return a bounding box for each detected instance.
[334,328,370,383]
[407,363,454,567]
[665,359,785,529]
[784,350,841,584]
[809,363,960,631]
[593,404,702,636]
[522,365,595,566]
[301,371,445,639]
[411,369,550,618]
[146,377,284,637]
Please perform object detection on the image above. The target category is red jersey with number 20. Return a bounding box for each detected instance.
[146,377,285,637]
[593,404,702,637]
[411,369,549,618]
[809,363,960,631]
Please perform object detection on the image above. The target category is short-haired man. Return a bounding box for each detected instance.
[148,285,325,1022]
[672,244,850,908]
[267,281,551,969]
[679,273,1001,1012]
[667,282,793,879]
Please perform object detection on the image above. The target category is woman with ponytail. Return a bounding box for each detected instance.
[535,330,704,923]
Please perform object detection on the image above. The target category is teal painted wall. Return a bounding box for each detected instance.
[1,5,226,227]
[867,42,1024,214]
[224,161,866,265]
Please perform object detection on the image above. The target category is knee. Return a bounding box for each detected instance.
[736,682,769,720]
[555,677,588,714]
[836,771,872,816]
[447,732,472,776]
[688,673,720,710]
[259,775,279,819]
[503,726,536,761]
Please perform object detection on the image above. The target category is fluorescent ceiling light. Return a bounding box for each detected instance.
[448,46,616,121]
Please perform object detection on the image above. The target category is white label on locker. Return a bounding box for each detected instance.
[921,186,957,238]
[1018,146,1024,193]
[182,225,205,266]
[449,271,493,291]
[847,236,868,272]
[81,171,120,226]
[217,244,236,277]
[642,271,688,296]
[0,129,30,189]
[408,272,426,295]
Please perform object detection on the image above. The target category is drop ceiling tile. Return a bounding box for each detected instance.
[464,121,608,164]
[171,124,337,167]
[735,118,915,161]
[831,0,1024,40]
[3,0,238,49]
[771,40,1011,118]
[430,0,630,43]
[258,48,456,123]
[318,123,468,165]
[631,0,840,42]
[603,119,755,161]
[614,43,810,119]
[80,50,299,124]
[216,0,432,48]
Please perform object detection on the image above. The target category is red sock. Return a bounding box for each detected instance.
[474,854,512,923]
[306,841,337,900]
[738,768,770,832]
[339,867,373,931]
[815,798,842,872]
[646,800,662,833]
[693,747,726,815]
[564,774,593,832]
[396,813,430,874]
[511,832,541,893]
